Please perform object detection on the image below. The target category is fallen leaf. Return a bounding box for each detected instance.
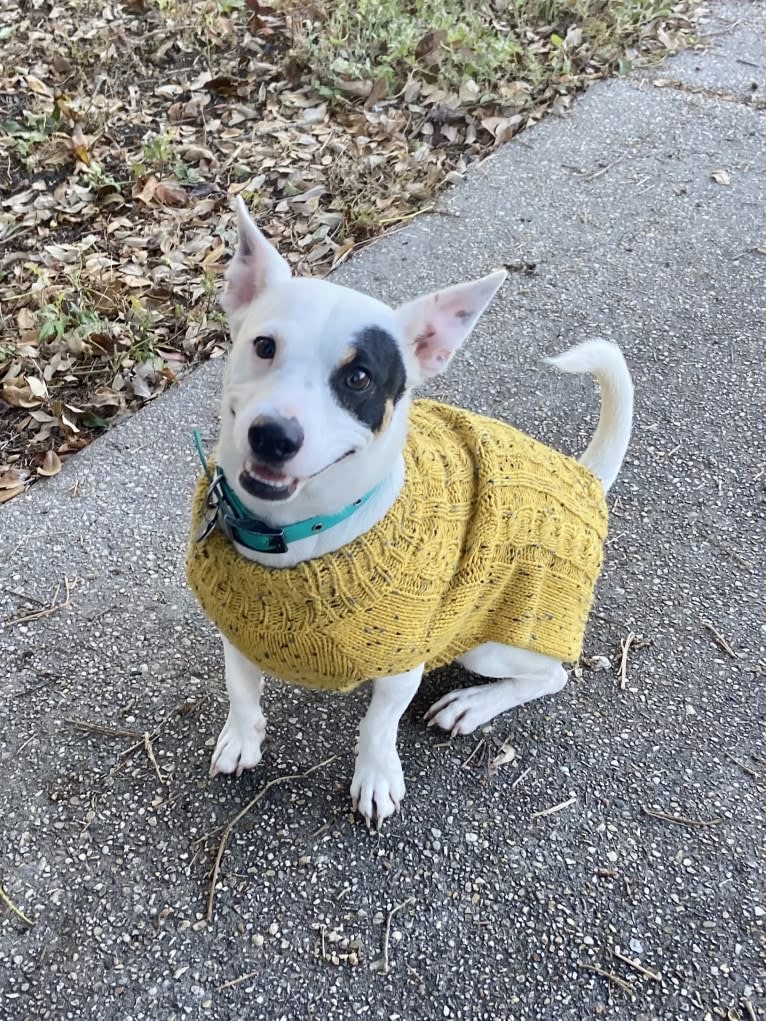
[0,468,30,489]
[489,740,517,776]
[415,29,448,64]
[3,381,42,409]
[154,181,189,206]
[37,450,63,477]
[0,486,27,504]
[26,376,48,399]
[711,169,731,186]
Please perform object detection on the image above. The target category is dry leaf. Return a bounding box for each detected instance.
[0,468,30,489]
[489,740,517,776]
[711,169,731,186]
[37,450,63,477]
[3,381,42,409]
[154,181,189,206]
[0,486,27,504]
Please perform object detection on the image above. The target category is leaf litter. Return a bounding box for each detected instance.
[0,0,694,500]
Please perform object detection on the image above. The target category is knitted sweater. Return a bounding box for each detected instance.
[186,400,608,691]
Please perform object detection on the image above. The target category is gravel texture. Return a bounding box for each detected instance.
[1,3,764,1018]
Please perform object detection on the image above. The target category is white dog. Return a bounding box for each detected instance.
[186,198,633,828]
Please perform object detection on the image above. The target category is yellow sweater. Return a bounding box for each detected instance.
[186,400,608,691]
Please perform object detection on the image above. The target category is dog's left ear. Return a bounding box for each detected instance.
[395,270,507,380]
[222,196,292,314]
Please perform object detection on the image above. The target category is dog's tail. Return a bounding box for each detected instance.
[545,340,633,492]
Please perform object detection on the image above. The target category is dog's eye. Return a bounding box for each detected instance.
[253,336,276,360]
[344,367,371,392]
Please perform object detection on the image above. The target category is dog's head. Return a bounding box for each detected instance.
[217,198,506,510]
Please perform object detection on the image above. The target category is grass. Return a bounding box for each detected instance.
[288,0,684,95]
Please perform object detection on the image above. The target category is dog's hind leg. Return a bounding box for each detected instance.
[210,636,267,777]
[425,644,567,736]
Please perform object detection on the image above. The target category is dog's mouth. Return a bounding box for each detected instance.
[239,450,355,503]
[239,460,300,502]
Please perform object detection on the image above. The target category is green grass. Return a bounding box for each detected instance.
[288,0,681,94]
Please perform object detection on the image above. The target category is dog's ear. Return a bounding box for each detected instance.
[395,270,506,379]
[222,197,292,313]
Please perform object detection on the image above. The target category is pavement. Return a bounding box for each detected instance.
[1,2,765,1018]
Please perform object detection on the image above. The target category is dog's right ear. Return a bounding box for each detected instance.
[222,197,292,313]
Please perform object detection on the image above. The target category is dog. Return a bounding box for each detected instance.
[186,197,633,828]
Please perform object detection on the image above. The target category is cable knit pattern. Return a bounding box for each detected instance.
[186,400,608,691]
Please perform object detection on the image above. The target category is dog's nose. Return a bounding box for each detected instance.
[248,416,304,463]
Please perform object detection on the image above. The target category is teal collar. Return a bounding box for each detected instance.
[192,429,381,555]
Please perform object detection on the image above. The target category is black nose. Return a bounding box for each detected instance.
[248,416,304,463]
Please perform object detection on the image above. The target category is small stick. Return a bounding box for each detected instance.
[618,631,636,689]
[579,962,634,995]
[531,795,576,820]
[5,575,76,625]
[511,766,531,789]
[612,948,661,981]
[2,586,47,607]
[583,154,626,180]
[461,737,485,769]
[642,806,722,827]
[742,999,758,1021]
[379,205,434,227]
[381,897,415,975]
[65,719,144,740]
[206,756,336,921]
[216,969,260,991]
[702,620,738,658]
[0,885,35,926]
[143,733,167,785]
[724,751,761,779]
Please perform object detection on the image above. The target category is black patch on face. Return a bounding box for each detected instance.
[330,326,407,432]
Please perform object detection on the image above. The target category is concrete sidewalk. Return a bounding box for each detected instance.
[1,2,764,1018]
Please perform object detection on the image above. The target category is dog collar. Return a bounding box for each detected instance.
[192,429,380,555]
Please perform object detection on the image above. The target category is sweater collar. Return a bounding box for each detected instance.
[192,429,381,555]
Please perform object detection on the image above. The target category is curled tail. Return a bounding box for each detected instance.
[545,339,633,492]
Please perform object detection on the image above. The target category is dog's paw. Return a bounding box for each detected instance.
[350,744,405,829]
[425,686,498,736]
[210,711,266,777]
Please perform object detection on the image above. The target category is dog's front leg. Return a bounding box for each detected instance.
[210,636,267,777]
[351,665,423,828]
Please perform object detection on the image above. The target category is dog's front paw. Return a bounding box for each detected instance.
[350,744,405,829]
[210,711,266,777]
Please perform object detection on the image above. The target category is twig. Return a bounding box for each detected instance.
[579,962,634,995]
[143,732,168,785]
[5,575,77,625]
[584,155,626,180]
[381,897,415,975]
[511,766,531,789]
[65,718,144,740]
[461,737,485,769]
[205,756,336,922]
[378,205,434,227]
[724,751,761,779]
[216,969,260,991]
[611,948,661,981]
[531,795,577,820]
[2,586,47,608]
[642,806,722,827]
[0,885,35,926]
[702,620,738,658]
[742,998,758,1021]
[618,631,636,689]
